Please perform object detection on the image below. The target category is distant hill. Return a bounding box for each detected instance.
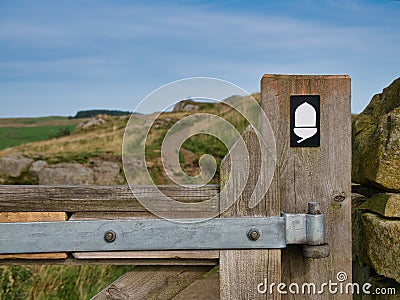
[72,109,132,118]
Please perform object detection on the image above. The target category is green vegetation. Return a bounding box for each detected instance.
[0,265,132,300]
[0,126,76,150]
[0,115,126,162]
[49,127,72,139]
[144,99,250,184]
[0,116,85,151]
[73,109,131,118]
[181,134,228,183]
[0,116,75,127]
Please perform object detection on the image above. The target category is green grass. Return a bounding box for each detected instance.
[0,126,75,150]
[0,265,133,300]
[143,110,238,184]
[12,117,67,125]
[0,116,72,126]
[181,134,228,183]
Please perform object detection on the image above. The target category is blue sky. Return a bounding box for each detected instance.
[0,0,399,117]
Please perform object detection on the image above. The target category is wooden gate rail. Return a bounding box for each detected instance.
[0,184,219,212]
[0,184,219,266]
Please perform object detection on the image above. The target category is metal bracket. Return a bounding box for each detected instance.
[0,202,328,259]
[283,202,330,258]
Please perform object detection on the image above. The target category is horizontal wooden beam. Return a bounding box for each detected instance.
[0,187,220,263]
[0,184,219,212]
[92,265,215,300]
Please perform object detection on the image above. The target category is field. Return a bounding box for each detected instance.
[0,126,76,150]
[0,117,83,151]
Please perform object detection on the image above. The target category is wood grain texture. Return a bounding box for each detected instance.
[91,265,214,300]
[0,185,218,213]
[0,212,67,222]
[173,267,219,300]
[0,212,67,259]
[220,126,281,300]
[261,75,352,299]
[70,212,219,261]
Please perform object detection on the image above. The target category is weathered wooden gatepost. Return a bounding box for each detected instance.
[220,75,351,299]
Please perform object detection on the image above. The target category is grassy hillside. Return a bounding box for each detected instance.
[0,116,74,127]
[0,115,125,164]
[1,95,258,184]
[0,265,132,300]
[0,117,84,151]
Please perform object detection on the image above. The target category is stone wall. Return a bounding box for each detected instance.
[352,78,400,299]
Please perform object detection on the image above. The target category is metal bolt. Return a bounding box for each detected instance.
[308,202,321,215]
[104,230,116,243]
[247,228,260,241]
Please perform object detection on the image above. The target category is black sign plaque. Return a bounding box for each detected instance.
[290,95,320,147]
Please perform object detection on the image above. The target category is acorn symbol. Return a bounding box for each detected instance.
[293,102,317,143]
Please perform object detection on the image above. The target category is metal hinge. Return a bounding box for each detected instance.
[0,202,329,259]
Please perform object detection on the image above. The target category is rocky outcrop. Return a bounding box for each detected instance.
[76,118,106,130]
[29,160,48,177]
[362,213,400,282]
[352,77,400,291]
[358,193,400,218]
[352,191,400,298]
[36,161,123,185]
[0,153,33,178]
[92,161,122,185]
[352,78,400,192]
[0,154,124,185]
[38,163,94,185]
[173,100,200,112]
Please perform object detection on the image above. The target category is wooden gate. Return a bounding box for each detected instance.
[0,75,351,299]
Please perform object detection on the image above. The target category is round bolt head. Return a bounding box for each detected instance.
[247,228,260,241]
[104,230,116,243]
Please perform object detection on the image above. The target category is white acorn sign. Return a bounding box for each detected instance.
[290,95,320,147]
[294,102,318,143]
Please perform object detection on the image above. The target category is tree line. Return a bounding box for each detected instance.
[71,109,132,119]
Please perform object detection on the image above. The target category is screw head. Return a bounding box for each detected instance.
[104,230,116,243]
[247,228,260,241]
